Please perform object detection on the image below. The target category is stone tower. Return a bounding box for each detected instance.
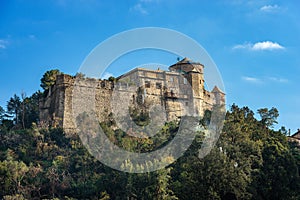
[169,57,205,97]
[39,58,225,133]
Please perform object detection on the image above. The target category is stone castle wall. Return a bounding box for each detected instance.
[39,74,114,133]
[39,60,225,134]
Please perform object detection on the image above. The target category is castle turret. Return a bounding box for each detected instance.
[169,57,204,98]
[39,58,225,133]
[212,86,225,105]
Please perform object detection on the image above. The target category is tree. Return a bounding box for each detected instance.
[155,168,178,200]
[257,107,279,128]
[108,76,116,82]
[40,69,61,91]
[0,103,300,199]
[22,91,42,128]
[0,159,29,195]
[21,91,26,129]
[0,106,5,122]
[254,135,300,199]
[5,91,41,129]
[7,94,21,125]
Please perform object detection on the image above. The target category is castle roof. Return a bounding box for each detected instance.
[212,86,225,94]
[176,57,202,65]
[291,129,300,139]
[117,66,179,80]
[288,129,300,145]
[169,57,204,74]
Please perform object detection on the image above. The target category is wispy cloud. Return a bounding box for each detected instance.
[233,43,251,50]
[260,4,280,12]
[130,0,160,15]
[0,39,9,49]
[233,41,285,51]
[242,76,262,84]
[242,76,289,84]
[267,76,289,83]
[130,3,148,15]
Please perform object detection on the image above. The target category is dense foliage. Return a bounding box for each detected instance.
[40,69,61,91]
[0,102,299,199]
[0,70,299,199]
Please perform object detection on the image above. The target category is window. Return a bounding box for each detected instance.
[185,102,189,106]
[145,81,150,88]
[170,77,174,82]
[156,82,162,89]
[183,78,187,84]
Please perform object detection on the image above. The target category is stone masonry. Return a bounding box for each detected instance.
[39,58,225,133]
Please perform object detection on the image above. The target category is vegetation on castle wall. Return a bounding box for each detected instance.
[0,71,299,199]
[129,106,151,127]
[0,103,300,199]
[40,69,61,91]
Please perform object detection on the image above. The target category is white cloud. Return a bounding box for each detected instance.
[267,77,289,83]
[101,72,114,80]
[130,0,160,15]
[131,3,148,15]
[232,43,252,50]
[252,41,284,50]
[242,76,289,84]
[233,41,285,51]
[0,39,8,49]
[260,4,280,12]
[242,76,262,83]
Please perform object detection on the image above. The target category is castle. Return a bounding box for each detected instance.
[39,58,225,133]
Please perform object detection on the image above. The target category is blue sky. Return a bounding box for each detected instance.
[0,0,299,132]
